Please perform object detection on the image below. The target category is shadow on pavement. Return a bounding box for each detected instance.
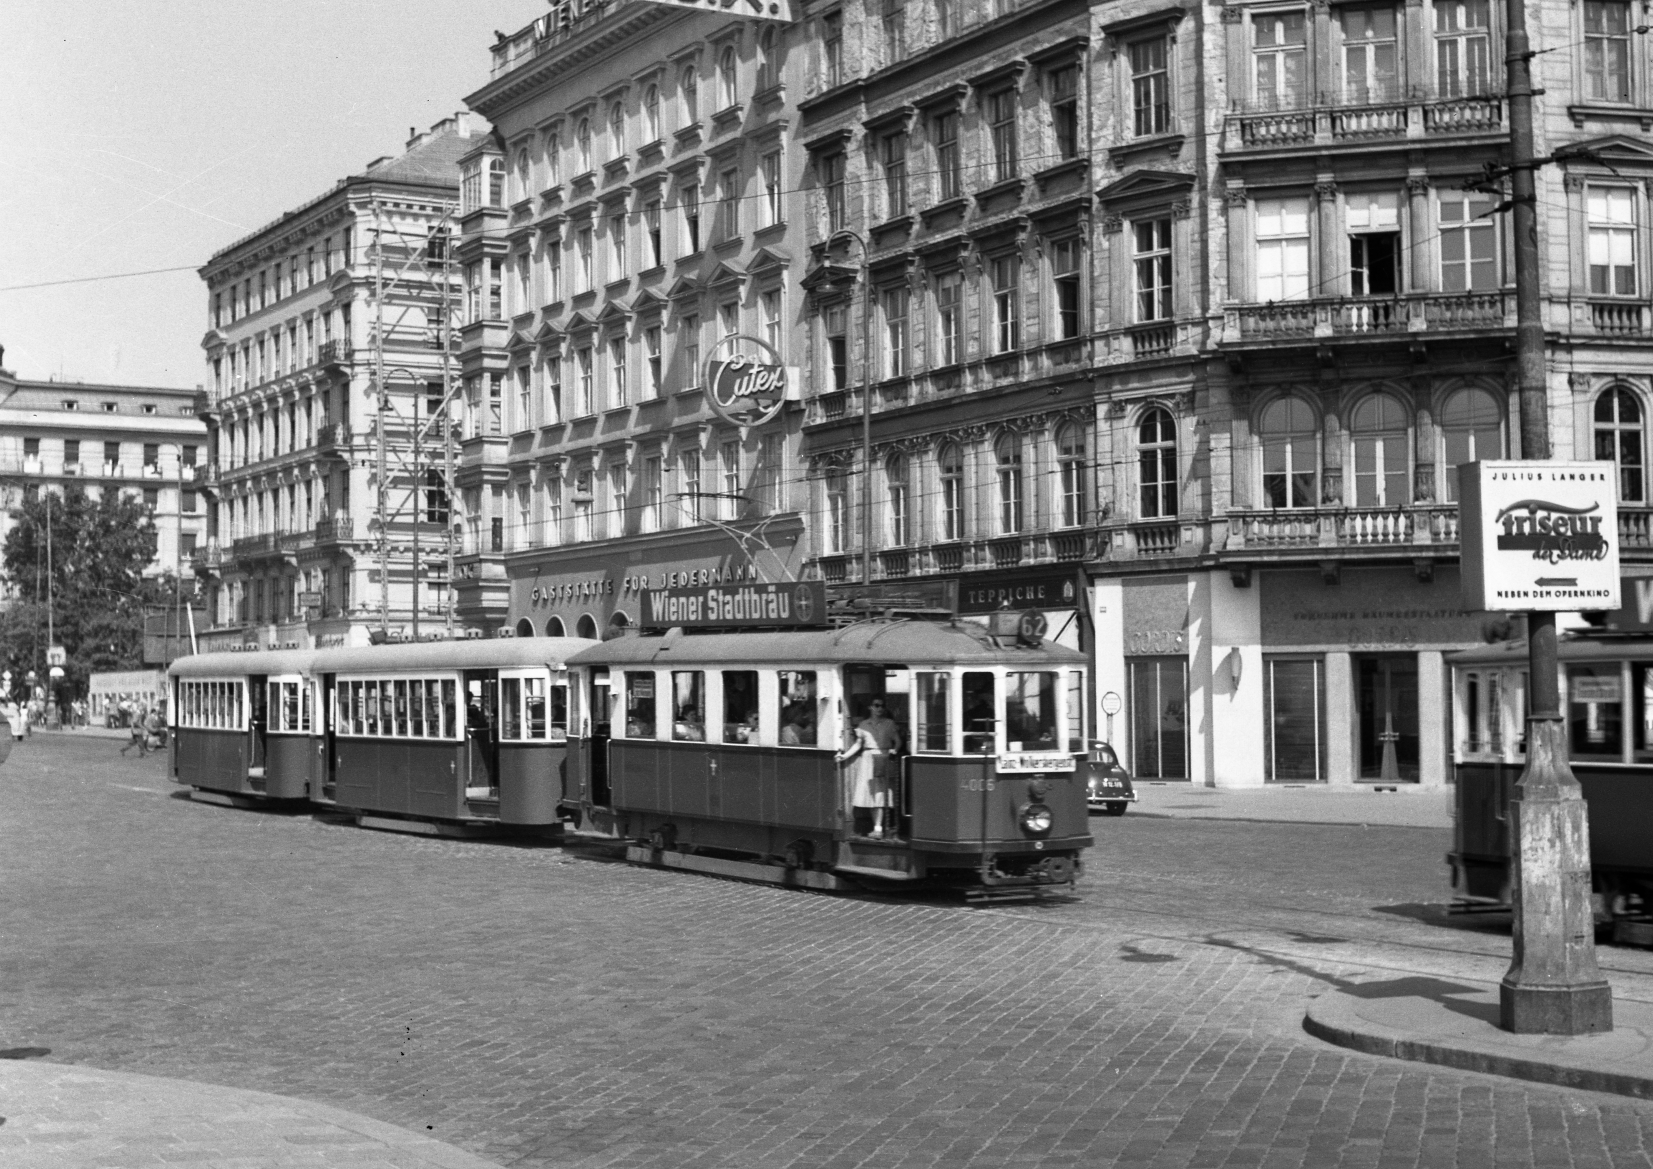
[1372,901,1512,936]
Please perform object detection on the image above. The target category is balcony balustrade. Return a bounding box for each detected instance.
[1226,91,1503,151]
[231,533,277,558]
[318,339,354,367]
[317,422,351,448]
[315,516,355,544]
[1588,301,1652,337]
[1227,291,1511,344]
[1226,504,1460,552]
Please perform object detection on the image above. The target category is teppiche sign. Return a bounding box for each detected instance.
[1459,460,1621,611]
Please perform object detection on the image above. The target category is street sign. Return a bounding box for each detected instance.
[298,592,323,607]
[46,645,65,666]
[1101,692,1123,716]
[1460,460,1621,611]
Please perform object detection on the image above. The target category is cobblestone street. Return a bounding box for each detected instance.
[7,735,1653,1167]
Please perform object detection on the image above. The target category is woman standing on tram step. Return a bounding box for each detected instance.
[838,698,902,839]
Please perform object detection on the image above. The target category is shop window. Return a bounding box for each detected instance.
[1266,658,1325,780]
[1439,387,1503,501]
[1631,663,1653,762]
[1259,396,1318,508]
[1130,657,1189,779]
[1568,663,1623,761]
[1349,393,1409,506]
[1138,407,1178,518]
[1595,386,1646,502]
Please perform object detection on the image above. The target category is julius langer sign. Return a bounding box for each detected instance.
[1460,460,1621,611]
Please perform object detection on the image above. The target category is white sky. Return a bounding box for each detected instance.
[0,1,547,389]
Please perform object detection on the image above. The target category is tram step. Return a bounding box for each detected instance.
[624,845,850,891]
[356,815,499,839]
[189,790,262,809]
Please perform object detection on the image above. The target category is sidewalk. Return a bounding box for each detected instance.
[0,1059,502,1168]
[1306,976,1653,1101]
[1131,780,1453,829]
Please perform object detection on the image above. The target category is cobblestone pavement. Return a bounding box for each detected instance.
[6,736,1653,1167]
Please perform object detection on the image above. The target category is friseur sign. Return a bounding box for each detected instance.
[1460,460,1621,612]
[641,581,827,629]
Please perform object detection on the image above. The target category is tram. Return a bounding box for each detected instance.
[170,649,321,805]
[311,638,588,833]
[565,619,1094,892]
[1450,634,1653,936]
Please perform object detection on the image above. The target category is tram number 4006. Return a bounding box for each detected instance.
[962,776,998,792]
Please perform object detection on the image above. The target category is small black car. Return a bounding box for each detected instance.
[1080,741,1137,816]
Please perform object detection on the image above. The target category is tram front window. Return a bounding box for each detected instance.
[779,671,817,745]
[1568,664,1623,761]
[963,671,995,755]
[672,671,705,741]
[1006,672,1058,750]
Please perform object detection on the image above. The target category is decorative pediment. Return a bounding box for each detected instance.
[748,246,790,273]
[201,329,227,352]
[800,261,858,297]
[802,128,854,158]
[864,105,917,137]
[705,259,747,290]
[595,299,634,325]
[1557,134,1653,169]
[968,214,1030,255]
[564,308,599,334]
[506,329,536,354]
[533,319,564,342]
[630,286,668,314]
[1096,167,1196,206]
[667,274,702,301]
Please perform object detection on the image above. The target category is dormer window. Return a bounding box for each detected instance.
[142,403,157,415]
[102,401,118,412]
[62,400,78,411]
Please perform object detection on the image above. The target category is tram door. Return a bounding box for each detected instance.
[462,670,500,798]
[588,669,612,807]
[247,675,269,777]
[843,664,910,837]
[320,675,337,801]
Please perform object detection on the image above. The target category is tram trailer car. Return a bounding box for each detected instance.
[564,622,1094,891]
[312,638,589,834]
[1451,636,1653,937]
[170,650,322,806]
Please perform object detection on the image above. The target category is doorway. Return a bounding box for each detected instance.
[1357,654,1419,781]
[248,675,268,778]
[1129,657,1188,779]
[462,670,499,799]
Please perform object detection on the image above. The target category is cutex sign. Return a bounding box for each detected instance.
[1460,461,1622,612]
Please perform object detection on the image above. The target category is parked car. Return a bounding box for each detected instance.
[1081,741,1136,816]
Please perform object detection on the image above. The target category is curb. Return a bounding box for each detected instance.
[1304,992,1653,1101]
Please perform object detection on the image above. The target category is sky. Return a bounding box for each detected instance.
[0,1,547,390]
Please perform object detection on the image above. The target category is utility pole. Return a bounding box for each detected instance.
[373,199,390,637]
[441,222,456,639]
[1499,0,1613,1035]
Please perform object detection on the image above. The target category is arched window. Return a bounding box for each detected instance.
[719,45,738,109]
[576,118,592,173]
[514,149,530,203]
[681,66,699,123]
[644,84,661,141]
[545,615,566,637]
[938,442,965,541]
[1137,408,1177,518]
[995,432,1024,534]
[576,614,599,640]
[515,617,535,638]
[885,453,910,545]
[545,129,561,185]
[1596,386,1646,502]
[609,101,625,160]
[1349,393,1409,507]
[1440,387,1503,502]
[487,157,505,207]
[1259,396,1318,509]
[757,27,777,90]
[1056,422,1086,527]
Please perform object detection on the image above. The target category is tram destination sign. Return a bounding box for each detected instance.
[641,581,828,629]
[1460,460,1621,612]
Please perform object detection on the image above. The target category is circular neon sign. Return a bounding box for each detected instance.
[704,334,789,428]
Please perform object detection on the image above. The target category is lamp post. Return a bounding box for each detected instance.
[828,228,873,590]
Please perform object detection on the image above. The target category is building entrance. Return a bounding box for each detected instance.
[1130,657,1189,780]
[1357,654,1419,781]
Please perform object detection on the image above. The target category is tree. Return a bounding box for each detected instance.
[1,489,161,699]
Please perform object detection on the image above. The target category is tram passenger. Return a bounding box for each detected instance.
[673,704,706,741]
[734,709,760,742]
[839,699,903,839]
[780,701,815,745]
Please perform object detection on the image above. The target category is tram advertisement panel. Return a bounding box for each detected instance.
[641,581,828,629]
[1460,460,1621,612]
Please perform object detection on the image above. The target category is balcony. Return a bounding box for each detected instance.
[317,422,351,449]
[192,462,218,488]
[190,542,223,572]
[1588,301,1653,337]
[1225,91,1504,152]
[232,533,277,558]
[319,340,354,368]
[1225,505,1460,553]
[1225,292,1512,346]
[315,516,355,544]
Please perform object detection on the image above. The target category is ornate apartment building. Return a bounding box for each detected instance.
[196,116,480,651]
[0,365,207,591]
[793,0,1653,786]
[454,1,810,637]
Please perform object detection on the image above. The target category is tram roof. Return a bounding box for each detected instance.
[313,637,594,674]
[567,621,1088,668]
[1447,635,1653,667]
[169,649,320,678]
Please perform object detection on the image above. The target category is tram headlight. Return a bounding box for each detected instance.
[1019,801,1054,837]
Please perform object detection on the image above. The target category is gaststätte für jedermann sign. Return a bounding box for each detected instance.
[1459,460,1622,611]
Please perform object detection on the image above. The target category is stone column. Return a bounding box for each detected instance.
[1315,177,1341,297]
[1205,568,1265,788]
[1406,174,1431,293]
[1325,651,1356,784]
[1417,649,1448,786]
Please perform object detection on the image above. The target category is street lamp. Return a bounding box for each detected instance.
[828,228,873,590]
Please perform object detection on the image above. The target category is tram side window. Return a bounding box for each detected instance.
[779,670,817,746]
[672,671,705,741]
[283,682,300,732]
[501,678,522,739]
[410,681,426,737]
[1005,671,1058,750]
[1066,670,1085,751]
[723,670,759,743]
[537,678,570,739]
[1634,664,1653,762]
[301,683,312,732]
[915,672,951,753]
[365,682,381,736]
[963,671,996,754]
[442,680,457,738]
[1568,664,1623,761]
[625,672,657,738]
[1465,674,1483,752]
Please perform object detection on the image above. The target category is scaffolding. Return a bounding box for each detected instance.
[366,197,462,639]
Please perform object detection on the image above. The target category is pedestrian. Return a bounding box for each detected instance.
[837,698,903,839]
[5,700,21,743]
[121,706,148,756]
[142,706,161,754]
